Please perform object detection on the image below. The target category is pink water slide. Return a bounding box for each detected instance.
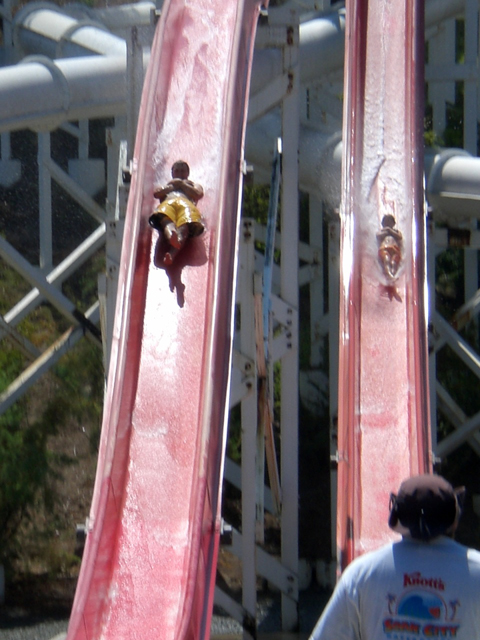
[66,0,262,638]
[336,0,432,569]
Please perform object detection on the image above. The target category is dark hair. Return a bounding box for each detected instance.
[381,214,396,228]
[388,474,465,541]
[172,160,190,173]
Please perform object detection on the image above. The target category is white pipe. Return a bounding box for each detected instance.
[76,2,156,33]
[247,114,480,221]
[427,149,480,221]
[250,0,465,94]
[0,0,478,217]
[13,3,127,58]
[1,0,468,134]
[426,0,465,31]
[0,55,127,132]
[251,9,346,95]
[428,149,480,196]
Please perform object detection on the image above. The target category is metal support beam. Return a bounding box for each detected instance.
[428,221,438,452]
[44,156,107,223]
[0,315,40,359]
[38,132,53,271]
[230,527,298,593]
[0,132,21,187]
[0,224,106,339]
[239,218,258,640]
[328,218,340,563]
[0,234,101,344]
[309,195,325,369]
[279,9,300,629]
[224,457,275,514]
[0,303,100,415]
[436,406,480,458]
[463,0,479,306]
[126,26,146,162]
[437,382,480,456]
[100,138,128,370]
[434,312,480,379]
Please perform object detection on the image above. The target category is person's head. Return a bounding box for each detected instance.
[388,474,465,542]
[171,160,190,180]
[381,214,396,229]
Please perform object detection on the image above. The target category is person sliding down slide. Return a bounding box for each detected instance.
[149,160,205,265]
[377,214,403,280]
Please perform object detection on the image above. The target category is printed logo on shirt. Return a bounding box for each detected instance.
[382,573,461,638]
[403,571,445,591]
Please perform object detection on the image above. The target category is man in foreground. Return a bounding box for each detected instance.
[309,474,480,639]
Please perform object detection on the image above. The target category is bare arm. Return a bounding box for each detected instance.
[153,184,173,201]
[377,228,402,242]
[389,228,402,242]
[169,178,204,203]
[154,179,204,204]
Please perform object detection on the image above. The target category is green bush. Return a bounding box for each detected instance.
[0,402,60,564]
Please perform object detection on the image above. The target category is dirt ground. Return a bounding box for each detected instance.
[1,382,331,623]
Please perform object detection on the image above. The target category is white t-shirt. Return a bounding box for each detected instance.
[310,536,480,640]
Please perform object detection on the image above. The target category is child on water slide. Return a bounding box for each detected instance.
[149,160,205,266]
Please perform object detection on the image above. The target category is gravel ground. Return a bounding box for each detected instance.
[0,588,328,640]
[0,621,68,640]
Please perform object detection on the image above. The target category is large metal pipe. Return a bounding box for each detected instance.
[13,1,158,57]
[13,3,127,58]
[0,55,127,132]
[250,9,346,95]
[0,0,477,219]
[245,111,342,203]
[1,0,468,133]
[251,0,465,94]
[78,2,156,34]
[427,149,480,221]
[247,114,480,222]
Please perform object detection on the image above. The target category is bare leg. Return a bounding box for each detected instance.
[162,221,182,249]
[163,224,189,265]
[163,248,177,266]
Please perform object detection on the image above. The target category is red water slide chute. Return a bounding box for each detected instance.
[66,0,262,637]
[336,0,432,570]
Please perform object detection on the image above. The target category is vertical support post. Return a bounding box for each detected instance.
[78,120,89,160]
[101,137,128,372]
[106,120,127,218]
[1,133,11,160]
[427,21,455,136]
[463,0,479,303]
[309,195,324,369]
[126,26,146,162]
[1,0,13,52]
[280,12,299,631]
[428,221,438,454]
[254,272,266,544]
[240,219,258,640]
[463,0,478,156]
[328,218,340,566]
[0,132,21,188]
[38,132,52,272]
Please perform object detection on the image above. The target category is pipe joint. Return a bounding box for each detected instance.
[19,54,70,130]
[55,19,110,59]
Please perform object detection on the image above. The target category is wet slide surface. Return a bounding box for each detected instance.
[67,0,262,638]
[336,0,432,569]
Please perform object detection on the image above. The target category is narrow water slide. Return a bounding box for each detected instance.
[336,0,432,570]
[66,0,262,638]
